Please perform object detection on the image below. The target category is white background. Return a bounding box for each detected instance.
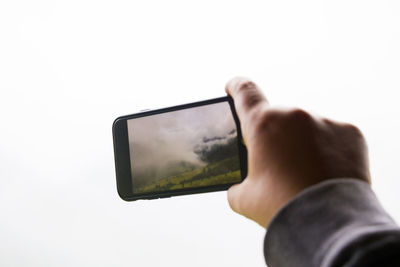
[0,1,399,266]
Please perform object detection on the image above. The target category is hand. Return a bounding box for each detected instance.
[226,77,371,228]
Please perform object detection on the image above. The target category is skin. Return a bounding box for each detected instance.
[225,77,371,228]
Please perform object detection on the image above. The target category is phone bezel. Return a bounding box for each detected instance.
[112,96,247,201]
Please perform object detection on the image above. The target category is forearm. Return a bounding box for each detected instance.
[264,178,400,267]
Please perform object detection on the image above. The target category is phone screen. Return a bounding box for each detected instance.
[126,101,242,194]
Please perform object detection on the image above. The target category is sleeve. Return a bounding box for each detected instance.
[264,178,400,267]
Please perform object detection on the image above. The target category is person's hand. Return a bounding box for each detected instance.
[226,77,371,228]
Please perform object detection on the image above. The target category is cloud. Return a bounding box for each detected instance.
[127,101,236,181]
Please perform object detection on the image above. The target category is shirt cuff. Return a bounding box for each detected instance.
[264,178,399,267]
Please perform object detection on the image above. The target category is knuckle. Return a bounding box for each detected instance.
[243,91,264,109]
[345,123,363,137]
[286,108,312,122]
[235,82,263,109]
[250,108,281,133]
[236,80,257,92]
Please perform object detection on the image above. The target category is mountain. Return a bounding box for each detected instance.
[193,129,238,164]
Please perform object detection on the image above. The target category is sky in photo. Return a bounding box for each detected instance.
[127,101,237,183]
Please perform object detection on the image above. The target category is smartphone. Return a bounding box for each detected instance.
[112,96,247,201]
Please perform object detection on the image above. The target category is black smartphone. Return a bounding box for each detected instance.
[112,96,247,201]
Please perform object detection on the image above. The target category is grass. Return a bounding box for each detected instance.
[135,158,241,194]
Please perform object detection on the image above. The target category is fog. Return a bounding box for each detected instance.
[127,102,237,181]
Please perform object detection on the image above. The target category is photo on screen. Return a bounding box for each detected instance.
[127,102,241,194]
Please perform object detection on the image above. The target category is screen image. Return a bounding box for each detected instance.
[127,101,241,194]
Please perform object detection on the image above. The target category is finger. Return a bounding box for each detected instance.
[227,183,243,215]
[225,77,269,124]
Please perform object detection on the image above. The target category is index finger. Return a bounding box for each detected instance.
[225,77,269,124]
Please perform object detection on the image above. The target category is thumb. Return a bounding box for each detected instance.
[227,183,244,215]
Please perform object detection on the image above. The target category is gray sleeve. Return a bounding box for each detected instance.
[264,178,400,267]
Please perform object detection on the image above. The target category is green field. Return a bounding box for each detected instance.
[134,157,241,194]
